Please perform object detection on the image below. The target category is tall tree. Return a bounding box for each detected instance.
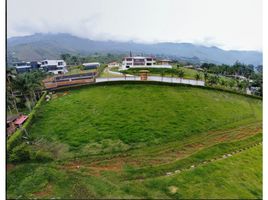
[194,73,201,84]
[6,67,19,114]
[177,70,185,83]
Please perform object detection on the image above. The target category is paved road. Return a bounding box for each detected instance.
[96,76,204,86]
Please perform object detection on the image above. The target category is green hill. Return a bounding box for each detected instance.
[7,83,262,199]
[7,33,262,65]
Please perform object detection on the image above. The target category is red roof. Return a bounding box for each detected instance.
[14,115,28,125]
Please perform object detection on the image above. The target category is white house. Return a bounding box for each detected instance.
[121,56,172,70]
[40,60,68,75]
[108,61,120,67]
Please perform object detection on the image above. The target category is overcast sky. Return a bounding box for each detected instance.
[7,0,262,51]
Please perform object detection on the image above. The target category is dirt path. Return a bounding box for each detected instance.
[162,142,262,179]
[60,122,261,176]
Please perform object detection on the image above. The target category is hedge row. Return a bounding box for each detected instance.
[49,80,262,100]
[7,91,47,154]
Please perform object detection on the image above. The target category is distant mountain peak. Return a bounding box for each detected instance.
[7,33,262,65]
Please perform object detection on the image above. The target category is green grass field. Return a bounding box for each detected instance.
[123,67,237,88]
[7,83,262,199]
[121,67,202,79]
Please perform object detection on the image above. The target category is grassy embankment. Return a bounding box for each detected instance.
[7,84,262,199]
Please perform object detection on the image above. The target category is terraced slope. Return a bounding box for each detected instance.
[7,83,262,199]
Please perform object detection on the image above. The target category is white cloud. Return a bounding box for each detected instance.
[7,0,262,51]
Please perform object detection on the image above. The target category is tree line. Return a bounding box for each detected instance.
[200,61,262,78]
[200,62,262,96]
[60,53,125,66]
[7,68,46,114]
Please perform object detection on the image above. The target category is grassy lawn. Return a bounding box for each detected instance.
[7,83,262,199]
[28,84,261,153]
[122,67,203,80]
[130,144,262,199]
[7,143,262,199]
[123,67,237,87]
[66,65,97,75]
[99,66,124,78]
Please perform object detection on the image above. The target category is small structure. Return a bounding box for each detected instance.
[226,75,248,80]
[14,115,28,126]
[43,72,96,89]
[7,115,19,136]
[82,62,100,70]
[108,62,119,67]
[184,65,194,69]
[139,70,149,81]
[6,114,28,136]
[158,59,172,66]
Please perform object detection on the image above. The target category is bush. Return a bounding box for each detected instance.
[32,150,53,162]
[7,129,23,155]
[9,143,31,163]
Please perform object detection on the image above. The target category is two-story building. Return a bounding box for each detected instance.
[121,56,172,70]
[40,60,68,75]
[13,62,32,73]
[122,56,156,70]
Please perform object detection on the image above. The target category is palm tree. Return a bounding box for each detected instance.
[13,71,45,112]
[6,68,19,113]
[177,70,184,83]
[194,73,201,84]
[219,79,226,87]
[12,74,32,111]
[207,75,219,86]
[229,79,235,89]
[204,70,208,85]
[160,70,165,82]
[237,80,245,92]
[171,71,174,83]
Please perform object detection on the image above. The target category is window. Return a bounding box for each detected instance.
[46,65,58,70]
[126,58,132,61]
[58,62,63,65]
[134,59,145,62]
[146,63,152,66]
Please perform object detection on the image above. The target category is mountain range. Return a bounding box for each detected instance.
[7,33,262,65]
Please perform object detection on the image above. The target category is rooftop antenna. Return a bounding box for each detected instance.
[130,51,132,57]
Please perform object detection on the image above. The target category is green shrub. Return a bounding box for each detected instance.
[32,150,53,162]
[7,129,23,155]
[9,143,31,163]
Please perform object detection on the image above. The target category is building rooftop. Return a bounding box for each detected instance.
[7,114,20,123]
[82,62,100,66]
[14,115,28,126]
